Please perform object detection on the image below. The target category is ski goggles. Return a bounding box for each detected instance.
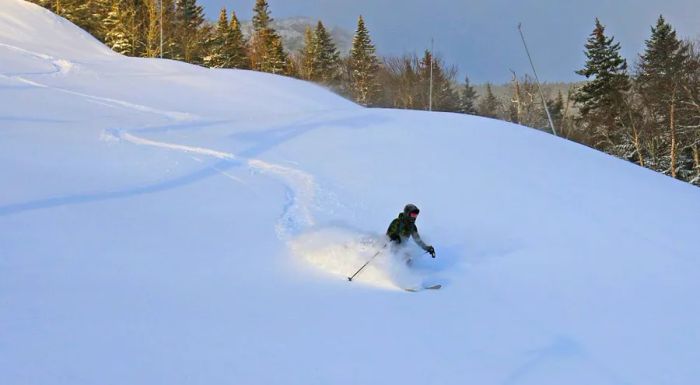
[409,211,419,218]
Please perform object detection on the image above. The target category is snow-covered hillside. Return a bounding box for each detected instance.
[2,1,699,384]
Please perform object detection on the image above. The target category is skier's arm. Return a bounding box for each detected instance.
[412,229,436,257]
[411,229,429,250]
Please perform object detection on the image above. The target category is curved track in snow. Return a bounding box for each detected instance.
[0,44,321,241]
[0,42,405,289]
[118,128,319,240]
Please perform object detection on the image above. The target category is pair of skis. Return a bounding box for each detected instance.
[347,243,441,292]
[403,284,442,292]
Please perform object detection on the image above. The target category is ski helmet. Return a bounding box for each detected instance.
[403,203,420,216]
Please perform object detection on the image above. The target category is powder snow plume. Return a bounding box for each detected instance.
[289,227,427,290]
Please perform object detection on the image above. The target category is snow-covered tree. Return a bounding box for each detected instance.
[227,11,249,69]
[104,1,134,55]
[636,15,692,178]
[349,16,380,106]
[205,9,249,69]
[249,0,287,74]
[574,18,630,148]
[205,8,231,68]
[299,26,316,80]
[308,21,341,85]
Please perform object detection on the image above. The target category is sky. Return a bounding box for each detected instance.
[200,0,700,83]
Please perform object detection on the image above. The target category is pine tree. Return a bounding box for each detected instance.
[349,16,380,106]
[459,75,478,114]
[478,83,501,119]
[252,0,271,31]
[574,18,630,147]
[249,0,288,74]
[638,16,690,116]
[418,50,459,112]
[74,0,111,40]
[300,26,316,80]
[309,21,341,85]
[228,11,249,69]
[637,15,692,178]
[159,0,178,59]
[104,1,133,55]
[205,8,230,67]
[174,0,205,63]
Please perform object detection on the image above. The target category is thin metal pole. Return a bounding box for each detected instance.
[160,0,163,58]
[348,243,387,281]
[518,23,557,136]
[429,37,434,111]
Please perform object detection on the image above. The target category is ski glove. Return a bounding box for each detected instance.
[426,245,435,258]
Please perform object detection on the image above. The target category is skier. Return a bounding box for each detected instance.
[386,204,436,261]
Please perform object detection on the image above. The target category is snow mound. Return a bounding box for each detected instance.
[0,0,115,60]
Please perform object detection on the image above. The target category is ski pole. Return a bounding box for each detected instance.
[348,243,388,282]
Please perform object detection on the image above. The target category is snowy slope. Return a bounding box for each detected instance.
[2,1,699,384]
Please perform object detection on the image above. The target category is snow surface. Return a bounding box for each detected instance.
[2,1,700,384]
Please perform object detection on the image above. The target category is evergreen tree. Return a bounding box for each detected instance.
[205,9,250,69]
[205,8,230,67]
[309,21,341,85]
[228,11,249,69]
[349,15,380,106]
[252,0,272,31]
[300,26,316,80]
[418,50,459,112]
[74,0,111,40]
[174,0,205,63]
[574,18,630,147]
[459,75,478,114]
[478,83,501,118]
[637,16,690,117]
[249,0,288,74]
[104,1,134,55]
[637,15,692,178]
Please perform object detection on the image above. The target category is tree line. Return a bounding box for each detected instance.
[30,1,700,186]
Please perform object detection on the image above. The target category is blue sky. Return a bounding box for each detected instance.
[199,0,699,83]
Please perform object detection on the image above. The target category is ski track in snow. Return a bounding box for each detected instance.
[1,46,400,289]
[116,128,320,240]
[120,132,236,161]
[0,44,317,241]
[0,42,195,121]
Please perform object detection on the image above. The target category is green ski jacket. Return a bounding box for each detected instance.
[386,212,429,251]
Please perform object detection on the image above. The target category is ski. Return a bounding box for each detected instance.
[404,284,442,292]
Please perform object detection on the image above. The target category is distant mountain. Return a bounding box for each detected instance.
[240,17,354,55]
